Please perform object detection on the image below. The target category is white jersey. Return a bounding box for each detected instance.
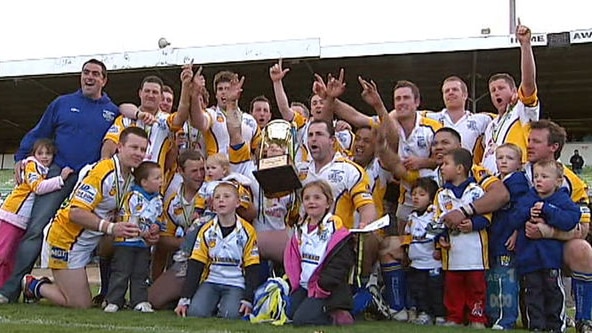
[434,182,489,270]
[180,122,206,157]
[354,158,392,226]
[116,188,164,245]
[422,109,494,154]
[482,94,540,173]
[203,106,260,157]
[405,205,442,270]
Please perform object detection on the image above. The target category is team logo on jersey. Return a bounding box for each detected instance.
[50,246,69,261]
[467,120,478,132]
[102,110,116,122]
[109,186,117,197]
[157,118,168,129]
[107,126,119,134]
[27,172,40,184]
[328,170,345,183]
[75,184,98,204]
[244,117,256,129]
[298,168,309,181]
[250,241,259,258]
[417,136,427,150]
[236,233,245,247]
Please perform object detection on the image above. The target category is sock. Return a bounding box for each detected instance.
[98,256,111,296]
[381,262,406,311]
[31,277,50,299]
[572,271,592,321]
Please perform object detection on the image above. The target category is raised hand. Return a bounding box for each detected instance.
[269,58,290,82]
[227,74,245,102]
[325,68,346,99]
[358,76,385,110]
[180,60,195,87]
[515,18,532,46]
[312,73,328,99]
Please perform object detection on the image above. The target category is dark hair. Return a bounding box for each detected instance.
[488,73,517,90]
[119,126,149,144]
[394,80,420,102]
[412,177,439,202]
[82,58,107,78]
[213,70,235,91]
[178,150,204,170]
[447,148,473,176]
[434,127,462,144]
[139,76,164,92]
[249,95,270,113]
[308,119,335,137]
[162,85,174,95]
[530,119,567,160]
[31,138,57,157]
[133,161,161,184]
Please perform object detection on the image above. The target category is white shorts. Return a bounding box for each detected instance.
[45,228,102,270]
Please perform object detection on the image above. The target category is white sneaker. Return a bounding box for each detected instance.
[435,317,446,326]
[104,303,119,313]
[0,293,8,304]
[390,308,409,322]
[443,321,461,327]
[492,324,505,330]
[470,322,486,329]
[134,301,154,313]
[412,312,432,325]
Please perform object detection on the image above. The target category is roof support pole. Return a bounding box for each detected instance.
[509,0,517,34]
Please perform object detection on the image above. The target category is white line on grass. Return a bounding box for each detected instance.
[0,316,240,333]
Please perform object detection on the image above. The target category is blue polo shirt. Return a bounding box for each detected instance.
[15,90,119,172]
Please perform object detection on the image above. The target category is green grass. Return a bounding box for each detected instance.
[0,303,500,333]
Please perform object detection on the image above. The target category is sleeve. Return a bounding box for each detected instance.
[250,126,262,153]
[162,194,178,237]
[348,164,374,210]
[318,235,355,292]
[238,184,253,210]
[542,195,581,232]
[472,165,498,191]
[242,226,260,267]
[69,168,105,211]
[190,223,211,264]
[15,99,59,161]
[508,196,535,230]
[517,87,539,125]
[103,116,126,144]
[471,214,491,231]
[194,183,208,213]
[433,190,444,221]
[565,169,590,224]
[24,161,63,195]
[180,259,206,300]
[165,113,182,132]
[243,264,260,303]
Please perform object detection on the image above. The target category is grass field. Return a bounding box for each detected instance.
[0,303,498,333]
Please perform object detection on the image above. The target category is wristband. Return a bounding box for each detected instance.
[98,219,106,233]
[177,297,191,307]
[106,222,115,235]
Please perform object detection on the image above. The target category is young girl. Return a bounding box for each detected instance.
[487,143,530,330]
[284,180,355,326]
[104,161,164,313]
[404,177,445,325]
[0,139,72,287]
[175,182,260,319]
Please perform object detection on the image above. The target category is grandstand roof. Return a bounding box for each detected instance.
[0,28,591,152]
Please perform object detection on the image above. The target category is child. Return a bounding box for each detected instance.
[404,177,445,325]
[175,182,260,319]
[487,143,530,330]
[0,139,72,287]
[434,148,490,328]
[195,153,252,221]
[284,180,355,326]
[104,161,164,313]
[510,160,580,332]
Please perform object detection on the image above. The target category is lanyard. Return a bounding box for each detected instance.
[491,103,516,143]
[113,155,133,212]
[179,183,196,227]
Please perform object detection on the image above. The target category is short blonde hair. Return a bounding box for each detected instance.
[496,143,523,160]
[301,180,334,207]
[534,160,564,179]
[206,153,230,175]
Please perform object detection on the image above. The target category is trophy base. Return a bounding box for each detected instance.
[252,165,302,198]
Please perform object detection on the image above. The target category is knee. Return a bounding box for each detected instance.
[564,239,592,271]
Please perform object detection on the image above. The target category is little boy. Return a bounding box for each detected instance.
[510,160,581,333]
[433,148,491,328]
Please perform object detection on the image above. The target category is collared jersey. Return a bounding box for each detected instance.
[203,106,260,157]
[115,188,164,246]
[404,205,442,270]
[163,179,198,237]
[434,182,490,270]
[47,156,132,251]
[191,216,260,289]
[524,162,591,224]
[481,88,540,173]
[421,109,495,162]
[296,153,373,229]
[104,112,181,169]
[229,143,296,232]
[0,157,61,229]
[294,214,343,289]
[291,113,354,163]
[370,114,441,207]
